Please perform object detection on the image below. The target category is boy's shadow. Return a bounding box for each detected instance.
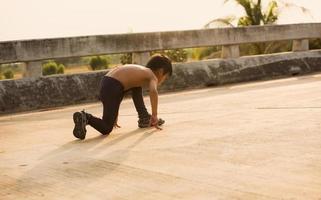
[43,127,156,158]
[13,128,158,198]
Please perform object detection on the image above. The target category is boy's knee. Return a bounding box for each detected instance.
[101,125,113,135]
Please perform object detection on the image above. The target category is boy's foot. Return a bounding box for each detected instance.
[138,115,165,128]
[73,111,88,140]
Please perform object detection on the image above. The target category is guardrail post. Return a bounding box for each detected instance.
[23,61,42,78]
[221,45,240,59]
[132,52,150,65]
[292,39,309,52]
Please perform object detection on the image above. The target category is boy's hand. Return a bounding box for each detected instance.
[150,115,162,130]
[114,116,121,129]
[114,122,121,129]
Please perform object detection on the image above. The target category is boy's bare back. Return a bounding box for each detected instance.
[107,64,156,91]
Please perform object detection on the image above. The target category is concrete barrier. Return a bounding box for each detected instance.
[1,50,321,114]
[1,23,321,78]
[161,50,321,92]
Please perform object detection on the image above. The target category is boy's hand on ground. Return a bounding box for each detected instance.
[114,123,121,129]
[114,120,121,129]
[114,115,121,129]
[150,115,162,130]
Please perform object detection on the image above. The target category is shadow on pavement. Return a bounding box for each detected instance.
[9,128,158,199]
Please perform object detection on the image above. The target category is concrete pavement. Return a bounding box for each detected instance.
[1,73,321,200]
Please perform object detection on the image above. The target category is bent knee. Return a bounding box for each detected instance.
[101,126,113,135]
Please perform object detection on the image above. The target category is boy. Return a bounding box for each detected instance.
[72,54,172,140]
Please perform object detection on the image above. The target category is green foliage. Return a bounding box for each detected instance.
[189,47,222,60]
[204,0,309,56]
[164,49,188,62]
[57,64,65,74]
[200,47,221,60]
[3,69,14,79]
[89,56,110,70]
[152,49,188,63]
[120,53,133,65]
[239,40,291,56]
[0,65,3,80]
[42,61,65,76]
[222,0,279,26]
[204,0,280,56]
[204,0,308,56]
[120,50,187,64]
[310,39,321,50]
[55,57,83,67]
[263,1,278,24]
[220,0,306,27]
[0,63,23,77]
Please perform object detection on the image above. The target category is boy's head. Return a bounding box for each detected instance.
[146,54,172,85]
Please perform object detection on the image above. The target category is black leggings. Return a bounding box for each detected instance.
[87,76,149,135]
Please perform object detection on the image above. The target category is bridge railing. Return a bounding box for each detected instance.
[1,23,321,78]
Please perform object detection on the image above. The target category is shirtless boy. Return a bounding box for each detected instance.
[72,54,172,140]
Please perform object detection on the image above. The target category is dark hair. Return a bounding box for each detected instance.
[146,54,172,76]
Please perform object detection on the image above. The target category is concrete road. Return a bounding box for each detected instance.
[1,74,321,200]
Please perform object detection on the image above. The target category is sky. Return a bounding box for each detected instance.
[0,0,320,41]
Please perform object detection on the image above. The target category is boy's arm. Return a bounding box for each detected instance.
[148,77,162,130]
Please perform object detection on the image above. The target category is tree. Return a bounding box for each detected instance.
[309,39,321,50]
[89,56,110,70]
[120,53,132,65]
[204,0,310,56]
[42,61,65,76]
[3,69,14,79]
[206,0,309,28]
[163,49,188,63]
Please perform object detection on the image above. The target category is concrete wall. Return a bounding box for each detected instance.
[1,50,321,114]
[1,23,321,64]
[161,50,321,92]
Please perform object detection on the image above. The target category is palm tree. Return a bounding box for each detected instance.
[235,0,278,26]
[206,0,309,28]
[205,0,280,28]
[203,0,310,56]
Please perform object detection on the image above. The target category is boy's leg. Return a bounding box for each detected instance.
[87,95,123,135]
[73,98,120,140]
[131,87,150,119]
[73,76,124,139]
[131,87,165,128]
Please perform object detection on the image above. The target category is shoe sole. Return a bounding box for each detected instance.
[138,119,165,128]
[73,112,86,140]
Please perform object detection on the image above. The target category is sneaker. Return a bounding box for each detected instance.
[73,110,88,140]
[138,114,165,128]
